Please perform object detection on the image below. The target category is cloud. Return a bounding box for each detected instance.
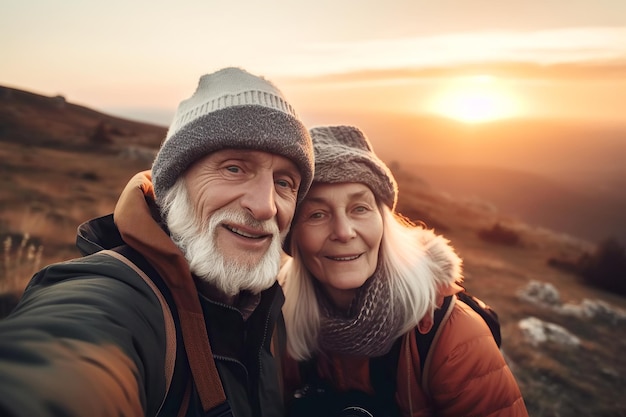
[269,27,626,77]
[283,59,626,84]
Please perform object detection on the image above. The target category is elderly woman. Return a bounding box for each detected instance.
[280,125,528,417]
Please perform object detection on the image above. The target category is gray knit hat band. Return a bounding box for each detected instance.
[151,67,314,207]
[310,125,398,210]
[153,105,313,205]
[167,88,299,141]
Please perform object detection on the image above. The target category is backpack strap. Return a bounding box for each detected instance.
[456,291,502,348]
[102,248,231,417]
[418,295,456,398]
[103,249,177,416]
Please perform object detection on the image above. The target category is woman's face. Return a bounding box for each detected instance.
[293,182,383,309]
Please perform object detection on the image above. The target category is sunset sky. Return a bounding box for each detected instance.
[2,0,626,126]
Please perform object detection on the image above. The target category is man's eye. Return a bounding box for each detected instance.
[276,178,295,189]
[226,166,241,173]
[276,179,289,188]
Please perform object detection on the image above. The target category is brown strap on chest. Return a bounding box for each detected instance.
[103,250,226,415]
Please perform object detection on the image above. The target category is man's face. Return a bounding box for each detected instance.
[184,148,301,258]
[165,149,301,295]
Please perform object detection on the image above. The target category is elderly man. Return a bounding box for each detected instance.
[0,67,314,417]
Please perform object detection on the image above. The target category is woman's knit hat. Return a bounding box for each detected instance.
[310,125,398,210]
[151,67,314,206]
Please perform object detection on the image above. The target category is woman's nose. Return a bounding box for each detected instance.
[330,214,356,242]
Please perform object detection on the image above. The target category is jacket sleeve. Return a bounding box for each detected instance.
[428,300,529,417]
[0,253,168,417]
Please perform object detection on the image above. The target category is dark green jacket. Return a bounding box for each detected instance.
[0,175,285,417]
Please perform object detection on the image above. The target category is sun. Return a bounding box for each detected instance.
[428,75,522,123]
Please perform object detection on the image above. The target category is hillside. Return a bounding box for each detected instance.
[1,86,626,416]
[407,163,626,245]
[392,168,626,417]
[0,85,166,268]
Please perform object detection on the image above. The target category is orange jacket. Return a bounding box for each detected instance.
[284,295,528,417]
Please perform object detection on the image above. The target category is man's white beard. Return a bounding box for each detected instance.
[163,180,285,296]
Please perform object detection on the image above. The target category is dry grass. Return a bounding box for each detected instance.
[1,232,43,294]
[0,140,155,269]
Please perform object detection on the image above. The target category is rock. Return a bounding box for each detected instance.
[518,280,561,306]
[518,316,581,347]
[558,299,626,323]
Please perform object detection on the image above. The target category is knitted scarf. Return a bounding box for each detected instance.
[316,268,403,357]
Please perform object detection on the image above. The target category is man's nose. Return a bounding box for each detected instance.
[240,174,277,221]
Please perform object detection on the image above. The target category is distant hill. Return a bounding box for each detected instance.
[0,85,166,150]
[317,110,626,177]
[407,163,626,245]
[305,109,626,245]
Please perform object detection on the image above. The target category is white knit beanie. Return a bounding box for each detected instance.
[310,125,398,210]
[151,67,314,206]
